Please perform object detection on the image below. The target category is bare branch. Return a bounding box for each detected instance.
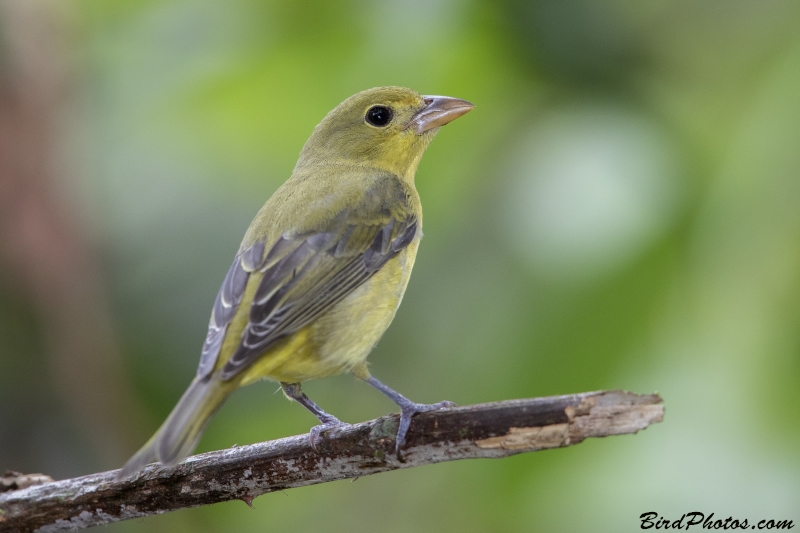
[0,390,663,532]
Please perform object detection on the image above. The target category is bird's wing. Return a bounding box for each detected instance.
[196,175,418,381]
[195,242,267,379]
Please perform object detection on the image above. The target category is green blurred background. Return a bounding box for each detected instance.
[1,0,799,531]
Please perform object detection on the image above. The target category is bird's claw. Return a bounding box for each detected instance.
[309,418,350,451]
[395,400,457,458]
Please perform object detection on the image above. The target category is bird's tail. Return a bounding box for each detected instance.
[117,375,230,479]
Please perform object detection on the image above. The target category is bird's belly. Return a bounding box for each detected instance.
[240,243,417,385]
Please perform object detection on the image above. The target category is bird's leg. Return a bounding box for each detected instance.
[364,376,456,457]
[281,382,349,449]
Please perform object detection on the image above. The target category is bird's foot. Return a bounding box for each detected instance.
[395,400,457,457]
[309,416,350,451]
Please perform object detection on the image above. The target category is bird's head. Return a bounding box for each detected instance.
[296,86,473,180]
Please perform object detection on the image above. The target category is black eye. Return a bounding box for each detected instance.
[365,105,393,127]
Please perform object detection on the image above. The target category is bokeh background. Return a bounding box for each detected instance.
[1,0,799,531]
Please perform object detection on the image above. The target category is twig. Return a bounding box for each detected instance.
[0,390,663,532]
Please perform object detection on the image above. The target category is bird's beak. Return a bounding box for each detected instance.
[410,96,474,134]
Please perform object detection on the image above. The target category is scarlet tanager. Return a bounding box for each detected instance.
[119,86,473,478]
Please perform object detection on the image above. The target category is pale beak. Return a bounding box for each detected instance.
[410,95,474,134]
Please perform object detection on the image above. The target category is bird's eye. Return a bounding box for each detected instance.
[365,105,393,127]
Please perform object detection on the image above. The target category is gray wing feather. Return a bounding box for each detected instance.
[220,217,417,380]
[196,242,264,379]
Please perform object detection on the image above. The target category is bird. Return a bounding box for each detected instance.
[118,86,473,478]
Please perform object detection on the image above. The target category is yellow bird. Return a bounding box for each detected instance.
[119,87,473,478]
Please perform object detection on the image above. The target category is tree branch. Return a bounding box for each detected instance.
[0,390,663,532]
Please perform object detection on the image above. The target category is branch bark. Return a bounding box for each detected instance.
[0,390,663,532]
